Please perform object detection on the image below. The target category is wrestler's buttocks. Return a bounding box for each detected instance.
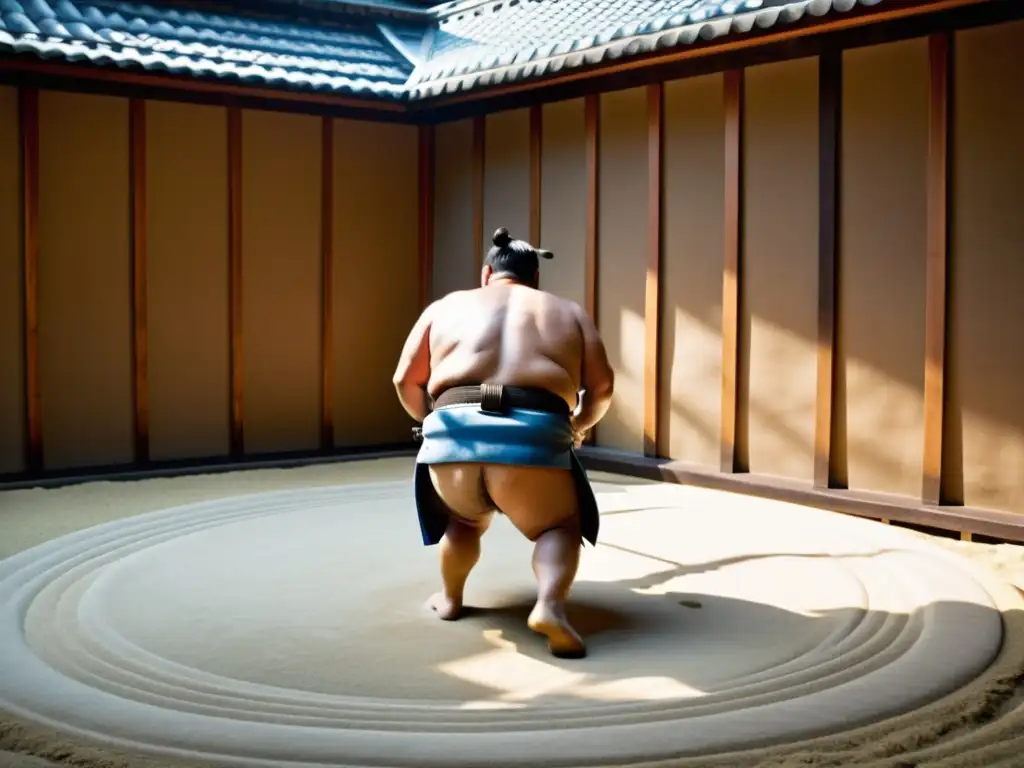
[393,227,615,659]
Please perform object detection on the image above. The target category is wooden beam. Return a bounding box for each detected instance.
[320,116,334,451]
[227,107,244,457]
[577,446,1024,545]
[129,97,149,463]
[584,94,599,446]
[720,69,744,473]
[529,105,542,246]
[644,82,663,458]
[814,50,842,489]
[471,115,485,277]
[19,86,41,472]
[922,32,952,506]
[418,124,435,309]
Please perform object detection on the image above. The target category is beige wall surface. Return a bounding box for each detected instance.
[659,73,726,468]
[596,87,648,454]
[433,119,475,299]
[0,87,24,474]
[333,119,420,446]
[38,91,134,470]
[4,22,1024,526]
[240,108,323,455]
[539,98,587,308]
[146,101,230,461]
[743,58,819,482]
[483,108,530,252]
[951,21,1024,514]
[840,39,928,498]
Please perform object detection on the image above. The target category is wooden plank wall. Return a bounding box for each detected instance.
[0,88,421,477]
[428,19,1024,520]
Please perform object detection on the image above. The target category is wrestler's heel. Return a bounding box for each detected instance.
[527,603,587,659]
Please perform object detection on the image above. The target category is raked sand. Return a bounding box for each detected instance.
[0,457,1022,768]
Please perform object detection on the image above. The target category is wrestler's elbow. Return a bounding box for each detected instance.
[584,369,615,404]
[392,365,423,389]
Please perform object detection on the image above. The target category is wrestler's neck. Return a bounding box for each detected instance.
[484,275,537,289]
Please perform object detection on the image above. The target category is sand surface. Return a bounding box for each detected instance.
[0,458,1023,768]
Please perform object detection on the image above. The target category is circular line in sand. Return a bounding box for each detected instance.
[0,469,1015,767]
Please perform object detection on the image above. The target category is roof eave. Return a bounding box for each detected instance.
[407,0,987,108]
[0,53,411,112]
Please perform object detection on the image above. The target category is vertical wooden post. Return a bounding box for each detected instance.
[418,124,435,310]
[227,107,244,457]
[529,106,542,246]
[320,116,335,451]
[471,115,485,277]
[19,86,41,472]
[584,95,599,321]
[720,69,744,473]
[129,97,149,463]
[814,50,842,488]
[922,32,952,506]
[644,83,663,458]
[584,94,599,446]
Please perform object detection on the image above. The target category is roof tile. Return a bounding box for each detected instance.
[0,0,420,97]
[408,0,886,97]
[0,0,891,101]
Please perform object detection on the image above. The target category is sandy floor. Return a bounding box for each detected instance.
[1,458,1023,768]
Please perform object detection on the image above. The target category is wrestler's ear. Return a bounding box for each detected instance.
[481,263,493,287]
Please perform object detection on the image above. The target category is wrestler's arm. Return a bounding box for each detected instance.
[573,304,614,441]
[392,302,436,423]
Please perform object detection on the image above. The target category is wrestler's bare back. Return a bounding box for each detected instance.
[425,283,584,409]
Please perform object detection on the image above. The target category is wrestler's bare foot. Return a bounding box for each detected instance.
[528,601,586,658]
[427,592,463,621]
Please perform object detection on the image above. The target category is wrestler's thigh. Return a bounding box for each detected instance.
[428,463,493,527]
[481,466,579,541]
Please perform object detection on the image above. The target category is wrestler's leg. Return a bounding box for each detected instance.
[481,466,585,658]
[426,464,493,620]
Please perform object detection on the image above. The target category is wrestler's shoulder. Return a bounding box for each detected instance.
[537,290,586,319]
[425,289,475,311]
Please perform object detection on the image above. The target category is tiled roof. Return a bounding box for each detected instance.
[0,0,894,102]
[408,0,886,98]
[0,0,425,98]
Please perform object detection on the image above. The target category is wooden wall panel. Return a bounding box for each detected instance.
[333,119,420,446]
[240,109,322,455]
[0,86,23,474]
[659,73,726,467]
[743,58,819,482]
[483,108,530,247]
[539,98,587,307]
[840,40,929,498]
[596,87,648,453]
[432,119,475,299]
[951,21,1024,514]
[146,101,230,461]
[38,91,133,469]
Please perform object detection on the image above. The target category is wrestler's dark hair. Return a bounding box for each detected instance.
[484,227,553,284]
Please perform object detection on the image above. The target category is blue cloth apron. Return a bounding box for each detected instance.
[413,404,600,547]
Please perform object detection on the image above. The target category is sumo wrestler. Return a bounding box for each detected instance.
[392,227,615,658]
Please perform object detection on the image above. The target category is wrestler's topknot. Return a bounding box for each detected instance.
[485,227,552,285]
